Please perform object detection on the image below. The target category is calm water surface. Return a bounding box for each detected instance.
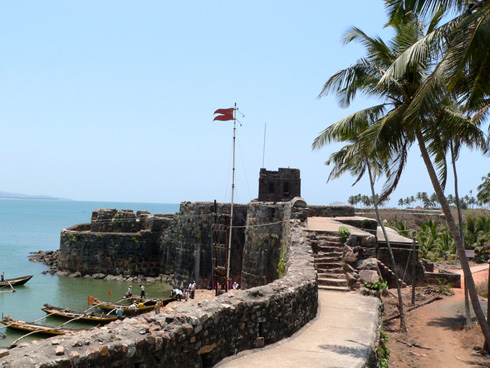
[0,199,179,348]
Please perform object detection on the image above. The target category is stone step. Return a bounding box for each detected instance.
[317,268,344,276]
[315,261,343,270]
[317,241,344,248]
[317,271,345,278]
[318,285,350,292]
[316,247,343,255]
[317,235,343,241]
[318,276,348,287]
[315,251,343,258]
[314,254,342,261]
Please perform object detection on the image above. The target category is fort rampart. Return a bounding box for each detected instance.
[0,201,359,367]
[0,219,317,368]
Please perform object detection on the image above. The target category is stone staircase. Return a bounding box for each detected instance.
[377,259,409,288]
[312,235,350,292]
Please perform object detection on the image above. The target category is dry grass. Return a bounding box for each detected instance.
[476,279,489,298]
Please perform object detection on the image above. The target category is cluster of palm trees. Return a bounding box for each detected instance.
[313,0,490,347]
[397,216,490,261]
[347,193,390,207]
[397,190,482,208]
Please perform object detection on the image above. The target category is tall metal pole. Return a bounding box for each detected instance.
[226,102,237,292]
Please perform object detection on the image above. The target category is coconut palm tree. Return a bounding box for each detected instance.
[477,173,490,205]
[315,8,490,342]
[384,0,490,115]
[383,0,490,344]
[313,120,408,330]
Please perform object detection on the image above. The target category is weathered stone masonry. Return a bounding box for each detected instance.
[0,218,318,368]
[58,202,284,290]
[0,201,369,367]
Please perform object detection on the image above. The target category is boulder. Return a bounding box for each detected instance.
[357,257,378,270]
[359,270,379,284]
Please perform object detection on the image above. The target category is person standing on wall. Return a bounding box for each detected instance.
[1,272,4,282]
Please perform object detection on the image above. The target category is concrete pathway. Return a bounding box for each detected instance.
[215,290,380,368]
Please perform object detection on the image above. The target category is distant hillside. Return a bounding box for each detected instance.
[0,191,67,200]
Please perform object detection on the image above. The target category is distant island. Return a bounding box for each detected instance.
[0,191,70,200]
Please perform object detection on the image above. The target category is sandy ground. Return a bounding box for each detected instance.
[384,265,490,368]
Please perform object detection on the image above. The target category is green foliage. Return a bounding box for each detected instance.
[416,220,455,261]
[338,226,351,241]
[68,233,77,245]
[114,213,123,227]
[412,216,490,263]
[377,330,390,368]
[347,194,390,208]
[435,278,454,296]
[277,251,286,277]
[131,236,139,246]
[363,280,388,291]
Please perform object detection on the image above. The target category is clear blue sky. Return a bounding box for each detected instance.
[0,1,487,206]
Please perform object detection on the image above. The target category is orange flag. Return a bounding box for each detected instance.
[108,288,112,296]
[88,295,94,305]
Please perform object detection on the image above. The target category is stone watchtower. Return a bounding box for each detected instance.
[258,168,301,202]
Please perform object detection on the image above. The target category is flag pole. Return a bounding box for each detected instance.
[226,102,237,291]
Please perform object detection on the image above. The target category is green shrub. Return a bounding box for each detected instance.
[363,280,388,291]
[338,226,351,241]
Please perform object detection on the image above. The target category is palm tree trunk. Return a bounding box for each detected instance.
[416,130,490,349]
[450,141,472,328]
[367,161,407,331]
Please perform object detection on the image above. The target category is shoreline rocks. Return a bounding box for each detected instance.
[28,250,175,284]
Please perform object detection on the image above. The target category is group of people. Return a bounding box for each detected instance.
[125,285,146,299]
[118,280,198,317]
[169,281,196,302]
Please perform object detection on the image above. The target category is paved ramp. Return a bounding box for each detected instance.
[215,290,380,368]
[307,217,372,237]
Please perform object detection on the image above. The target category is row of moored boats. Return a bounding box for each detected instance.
[0,275,177,339]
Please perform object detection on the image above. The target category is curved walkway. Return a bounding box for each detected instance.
[216,290,381,368]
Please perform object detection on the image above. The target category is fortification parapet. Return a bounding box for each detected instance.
[1,219,318,368]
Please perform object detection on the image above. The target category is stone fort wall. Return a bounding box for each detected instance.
[0,219,317,368]
[59,201,349,289]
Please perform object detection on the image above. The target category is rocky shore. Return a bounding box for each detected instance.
[28,250,175,284]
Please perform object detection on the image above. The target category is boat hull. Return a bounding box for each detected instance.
[0,275,33,288]
[41,304,125,323]
[1,317,79,336]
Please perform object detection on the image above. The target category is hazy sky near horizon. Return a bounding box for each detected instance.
[0,1,488,206]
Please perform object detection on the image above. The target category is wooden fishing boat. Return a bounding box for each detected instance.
[123,295,176,306]
[41,304,126,323]
[0,275,33,288]
[90,297,156,314]
[1,316,81,336]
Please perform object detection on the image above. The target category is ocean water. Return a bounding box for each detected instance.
[0,199,179,348]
